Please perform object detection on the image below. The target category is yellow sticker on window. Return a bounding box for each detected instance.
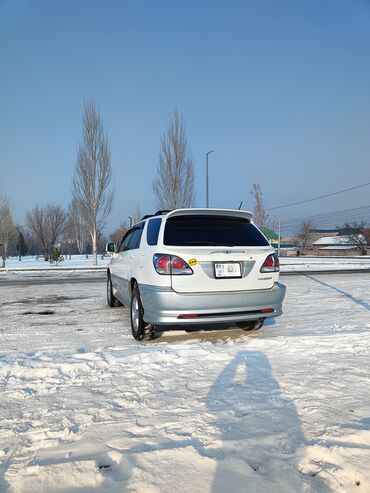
[188,258,198,266]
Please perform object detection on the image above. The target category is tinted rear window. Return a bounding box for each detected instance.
[128,224,143,250]
[164,215,269,247]
[147,218,162,246]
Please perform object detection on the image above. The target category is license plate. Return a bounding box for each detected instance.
[214,262,242,278]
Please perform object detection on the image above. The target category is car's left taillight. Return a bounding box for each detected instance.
[153,254,193,275]
[260,253,279,272]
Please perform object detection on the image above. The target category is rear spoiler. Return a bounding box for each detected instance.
[164,208,253,222]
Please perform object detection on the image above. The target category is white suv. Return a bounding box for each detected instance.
[106,208,286,340]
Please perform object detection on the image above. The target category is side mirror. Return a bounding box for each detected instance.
[106,242,117,253]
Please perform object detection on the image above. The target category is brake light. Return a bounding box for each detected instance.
[172,257,186,270]
[157,255,170,270]
[153,254,193,275]
[260,253,279,272]
[153,254,171,274]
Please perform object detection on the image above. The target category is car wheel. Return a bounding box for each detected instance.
[236,318,265,331]
[107,274,120,307]
[130,285,155,341]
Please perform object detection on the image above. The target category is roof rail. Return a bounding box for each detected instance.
[140,210,171,221]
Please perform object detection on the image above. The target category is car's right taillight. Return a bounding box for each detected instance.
[260,253,280,272]
[153,254,193,275]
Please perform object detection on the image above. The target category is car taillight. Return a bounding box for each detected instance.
[153,254,193,275]
[153,254,171,274]
[260,253,279,272]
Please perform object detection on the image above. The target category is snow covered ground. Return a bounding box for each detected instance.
[1,272,370,492]
[2,254,370,273]
[280,256,370,272]
[3,255,110,270]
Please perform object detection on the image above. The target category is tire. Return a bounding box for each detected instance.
[130,285,155,341]
[236,319,265,331]
[107,274,119,307]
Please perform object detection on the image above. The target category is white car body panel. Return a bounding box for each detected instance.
[108,208,285,326]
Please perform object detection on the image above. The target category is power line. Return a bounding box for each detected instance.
[277,205,370,235]
[282,205,370,225]
[269,182,370,211]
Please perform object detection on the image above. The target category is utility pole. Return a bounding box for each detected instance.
[205,150,213,208]
[278,217,281,257]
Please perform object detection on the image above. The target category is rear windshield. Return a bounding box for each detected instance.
[164,215,269,247]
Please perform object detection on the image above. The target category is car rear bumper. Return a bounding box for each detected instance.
[140,282,286,325]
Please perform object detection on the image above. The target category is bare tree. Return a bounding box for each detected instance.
[110,222,128,243]
[13,227,28,258]
[97,231,109,255]
[296,220,316,249]
[338,220,369,250]
[62,220,74,259]
[250,184,270,228]
[26,204,67,260]
[72,101,114,265]
[0,198,15,268]
[68,199,86,254]
[23,230,41,256]
[152,110,195,210]
[26,205,46,258]
[46,205,68,249]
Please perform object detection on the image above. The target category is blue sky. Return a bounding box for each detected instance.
[1,0,370,234]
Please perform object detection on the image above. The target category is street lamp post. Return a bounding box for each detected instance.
[206,150,213,208]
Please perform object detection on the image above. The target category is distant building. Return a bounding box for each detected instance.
[312,229,339,234]
[313,235,366,256]
[260,227,278,246]
[310,228,339,244]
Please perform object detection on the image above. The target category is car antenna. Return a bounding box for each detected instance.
[238,201,243,210]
